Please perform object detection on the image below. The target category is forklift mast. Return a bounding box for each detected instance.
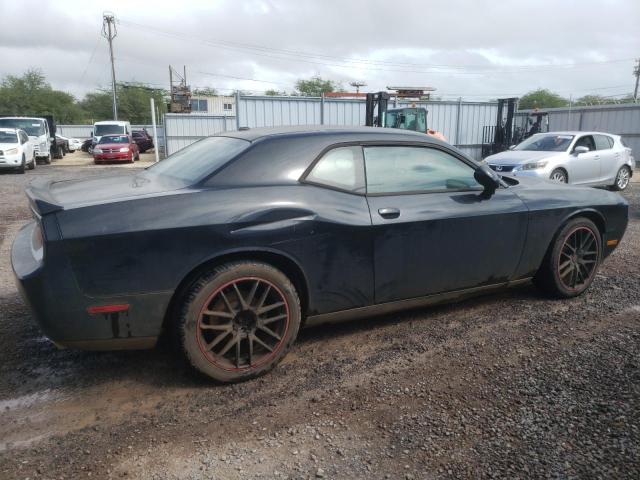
[365,92,390,127]
[481,97,517,158]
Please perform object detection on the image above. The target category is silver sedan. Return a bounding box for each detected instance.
[484,132,635,190]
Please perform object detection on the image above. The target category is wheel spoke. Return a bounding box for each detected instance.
[251,334,274,353]
[246,280,259,307]
[200,323,232,331]
[235,337,241,368]
[233,283,248,310]
[258,301,284,315]
[203,309,234,319]
[262,313,288,325]
[560,262,574,277]
[220,291,237,315]
[256,285,271,309]
[206,331,231,351]
[218,334,238,356]
[258,324,282,341]
[248,335,254,366]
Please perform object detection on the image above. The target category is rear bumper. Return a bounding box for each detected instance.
[11,221,167,350]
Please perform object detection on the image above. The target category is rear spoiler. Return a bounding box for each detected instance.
[25,180,63,216]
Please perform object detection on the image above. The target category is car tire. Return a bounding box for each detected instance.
[178,261,301,383]
[612,165,631,191]
[533,217,601,298]
[135,152,140,161]
[28,154,35,170]
[44,153,51,165]
[550,168,568,183]
[17,155,26,174]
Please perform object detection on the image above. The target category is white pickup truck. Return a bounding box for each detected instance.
[0,116,54,164]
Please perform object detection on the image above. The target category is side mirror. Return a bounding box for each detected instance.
[508,145,516,150]
[474,164,500,198]
[573,145,589,155]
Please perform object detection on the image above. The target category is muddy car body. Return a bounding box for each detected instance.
[12,126,628,382]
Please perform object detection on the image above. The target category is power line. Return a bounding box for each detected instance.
[116,18,632,75]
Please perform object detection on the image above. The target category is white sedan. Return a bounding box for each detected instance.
[484,131,635,190]
[57,135,82,152]
[0,128,35,173]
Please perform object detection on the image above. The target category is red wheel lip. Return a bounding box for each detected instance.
[195,276,290,372]
[556,225,600,291]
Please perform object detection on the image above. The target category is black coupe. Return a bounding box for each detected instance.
[12,126,628,382]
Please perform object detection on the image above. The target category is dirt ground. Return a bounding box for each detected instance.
[0,163,638,479]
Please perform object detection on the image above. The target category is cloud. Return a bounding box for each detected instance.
[0,0,638,100]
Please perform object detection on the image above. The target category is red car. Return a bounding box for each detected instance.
[93,134,140,164]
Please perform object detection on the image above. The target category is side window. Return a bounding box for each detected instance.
[363,146,481,194]
[607,137,614,148]
[416,110,426,133]
[574,135,595,151]
[594,135,612,150]
[20,132,28,144]
[305,146,365,193]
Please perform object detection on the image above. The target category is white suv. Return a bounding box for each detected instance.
[0,128,35,173]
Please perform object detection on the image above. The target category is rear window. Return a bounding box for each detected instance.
[147,136,249,184]
[95,124,125,136]
[99,135,129,144]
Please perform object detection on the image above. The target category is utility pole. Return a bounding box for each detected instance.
[102,12,118,119]
[349,81,367,94]
[633,58,640,103]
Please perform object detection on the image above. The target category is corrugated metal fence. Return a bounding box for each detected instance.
[518,103,640,161]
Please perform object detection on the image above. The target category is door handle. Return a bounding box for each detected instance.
[378,207,400,219]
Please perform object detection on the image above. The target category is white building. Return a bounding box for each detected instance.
[189,95,235,116]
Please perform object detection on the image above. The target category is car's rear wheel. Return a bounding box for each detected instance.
[44,153,51,165]
[28,153,35,170]
[612,165,631,191]
[550,168,568,183]
[534,217,601,298]
[178,261,301,382]
[17,155,26,174]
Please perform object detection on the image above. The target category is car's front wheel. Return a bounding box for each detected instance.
[534,217,601,298]
[612,165,631,191]
[178,261,301,382]
[550,168,568,183]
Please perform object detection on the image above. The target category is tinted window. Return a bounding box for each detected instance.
[594,135,613,150]
[574,135,596,151]
[306,146,365,193]
[147,136,249,184]
[364,146,480,194]
[99,135,129,144]
[0,119,45,136]
[0,131,18,143]
[20,132,28,143]
[95,124,125,136]
[607,137,614,148]
[514,134,573,152]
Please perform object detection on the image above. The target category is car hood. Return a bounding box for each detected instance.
[485,150,564,165]
[27,171,189,214]
[95,143,130,150]
[0,143,20,151]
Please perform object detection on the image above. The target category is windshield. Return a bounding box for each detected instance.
[147,136,250,183]
[0,131,18,144]
[514,134,574,152]
[95,124,125,136]
[99,135,129,144]
[0,118,45,136]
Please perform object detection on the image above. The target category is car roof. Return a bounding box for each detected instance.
[218,125,441,143]
[94,120,130,125]
[534,131,616,137]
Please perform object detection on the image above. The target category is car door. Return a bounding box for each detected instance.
[593,134,617,183]
[20,131,32,160]
[363,144,529,304]
[570,135,600,184]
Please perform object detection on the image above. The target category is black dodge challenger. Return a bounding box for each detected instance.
[12,126,628,382]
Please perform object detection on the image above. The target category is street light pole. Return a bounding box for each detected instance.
[102,12,118,119]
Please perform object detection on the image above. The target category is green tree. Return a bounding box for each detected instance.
[0,69,84,123]
[295,76,342,97]
[193,87,218,96]
[573,94,608,106]
[80,83,168,124]
[518,89,569,110]
[264,89,285,96]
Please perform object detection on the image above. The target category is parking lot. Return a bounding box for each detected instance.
[0,163,639,479]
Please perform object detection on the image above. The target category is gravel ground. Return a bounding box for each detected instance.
[0,165,638,479]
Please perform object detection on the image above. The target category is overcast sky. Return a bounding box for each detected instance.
[1,0,639,101]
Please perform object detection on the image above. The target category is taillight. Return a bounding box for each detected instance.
[31,222,44,262]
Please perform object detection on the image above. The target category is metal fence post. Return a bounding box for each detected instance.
[454,97,462,146]
[235,90,241,130]
[162,113,168,157]
[320,93,325,125]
